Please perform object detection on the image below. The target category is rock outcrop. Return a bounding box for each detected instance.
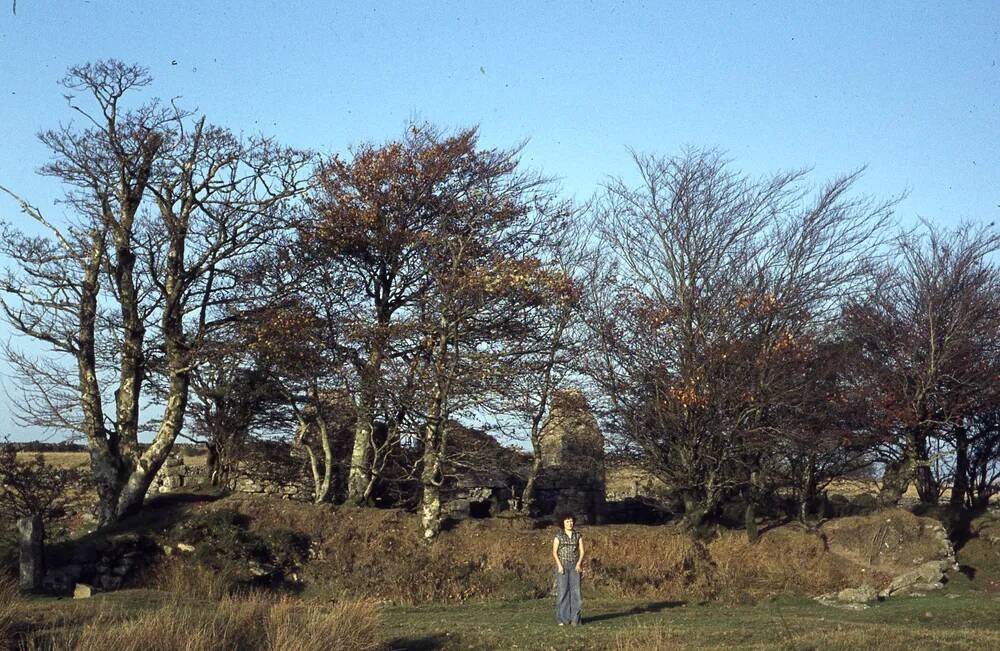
[815,509,959,608]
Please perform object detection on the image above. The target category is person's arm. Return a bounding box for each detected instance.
[552,536,564,574]
[576,537,585,573]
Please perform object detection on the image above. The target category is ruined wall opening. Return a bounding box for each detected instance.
[469,500,493,518]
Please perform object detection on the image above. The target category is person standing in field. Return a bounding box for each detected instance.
[552,514,585,625]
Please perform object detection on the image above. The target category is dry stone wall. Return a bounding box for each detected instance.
[148,454,312,501]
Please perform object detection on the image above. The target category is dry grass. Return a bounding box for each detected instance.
[266,599,380,651]
[820,508,945,576]
[146,558,236,600]
[18,452,207,469]
[13,594,380,651]
[709,525,871,601]
[14,453,90,470]
[178,497,951,605]
[0,575,20,647]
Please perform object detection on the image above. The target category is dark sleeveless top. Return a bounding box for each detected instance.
[555,530,582,564]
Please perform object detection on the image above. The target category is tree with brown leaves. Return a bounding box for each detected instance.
[589,149,893,533]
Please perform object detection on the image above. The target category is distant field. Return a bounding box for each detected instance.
[606,465,933,501]
[17,450,207,468]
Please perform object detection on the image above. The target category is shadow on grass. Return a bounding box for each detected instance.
[584,600,685,624]
[387,633,449,650]
[959,564,977,580]
[47,490,227,567]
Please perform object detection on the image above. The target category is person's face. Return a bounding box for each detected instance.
[563,518,574,531]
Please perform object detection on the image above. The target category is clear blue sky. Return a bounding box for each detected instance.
[1,1,998,440]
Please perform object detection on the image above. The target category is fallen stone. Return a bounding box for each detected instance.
[73,583,93,599]
[176,543,196,553]
[814,596,870,610]
[836,585,879,604]
[882,560,947,597]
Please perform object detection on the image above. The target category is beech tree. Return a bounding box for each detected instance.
[843,223,1000,505]
[589,149,892,532]
[246,302,353,504]
[494,224,591,516]
[411,127,570,538]
[185,326,286,487]
[296,130,446,506]
[0,60,309,525]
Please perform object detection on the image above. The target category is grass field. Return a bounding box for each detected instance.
[7,533,1000,651]
[382,592,1000,650]
[4,456,998,649]
[8,586,1000,651]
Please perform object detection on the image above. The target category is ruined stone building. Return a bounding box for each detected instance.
[531,390,606,523]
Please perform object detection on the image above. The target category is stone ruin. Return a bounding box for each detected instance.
[440,424,529,521]
[146,395,609,525]
[532,390,606,523]
[148,451,312,501]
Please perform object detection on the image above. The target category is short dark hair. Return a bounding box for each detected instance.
[555,513,576,526]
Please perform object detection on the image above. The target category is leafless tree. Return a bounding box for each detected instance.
[843,222,1000,505]
[0,60,309,525]
[588,149,893,532]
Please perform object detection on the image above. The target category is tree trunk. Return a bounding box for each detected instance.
[521,454,544,517]
[420,325,450,540]
[799,462,818,522]
[346,313,391,506]
[680,490,717,535]
[420,420,445,540]
[77,237,126,526]
[346,418,373,506]
[110,221,192,522]
[911,429,939,504]
[950,428,970,508]
[115,372,190,519]
[744,502,759,542]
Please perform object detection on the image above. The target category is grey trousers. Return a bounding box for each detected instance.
[554,566,582,625]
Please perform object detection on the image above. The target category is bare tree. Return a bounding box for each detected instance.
[492,219,592,516]
[589,149,893,532]
[844,223,1000,505]
[0,60,309,525]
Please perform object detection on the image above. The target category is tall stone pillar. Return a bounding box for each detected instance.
[17,514,44,593]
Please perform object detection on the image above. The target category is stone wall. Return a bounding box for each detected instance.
[147,454,209,495]
[147,454,312,501]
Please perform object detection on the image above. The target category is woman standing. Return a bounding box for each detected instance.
[552,514,585,626]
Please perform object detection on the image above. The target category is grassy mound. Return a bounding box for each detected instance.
[126,496,915,604]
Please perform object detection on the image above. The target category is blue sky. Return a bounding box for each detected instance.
[1,1,998,440]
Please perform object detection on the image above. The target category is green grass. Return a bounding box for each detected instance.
[382,589,1000,650]
[9,572,1000,651]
